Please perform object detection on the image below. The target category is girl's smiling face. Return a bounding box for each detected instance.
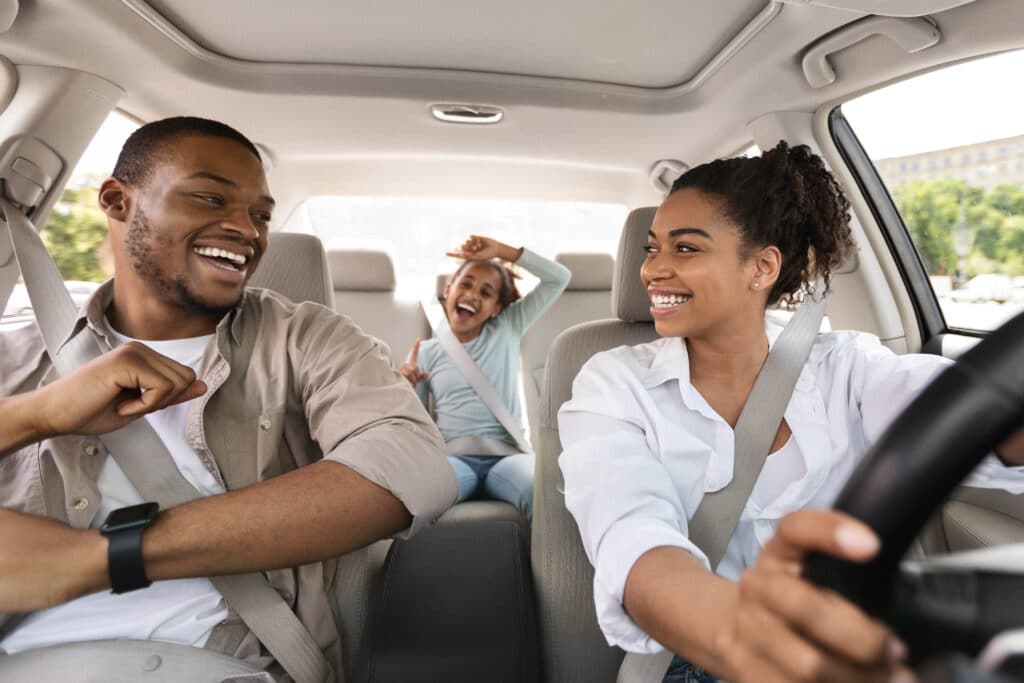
[444,262,505,340]
[642,188,778,339]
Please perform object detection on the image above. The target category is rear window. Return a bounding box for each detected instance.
[284,196,627,294]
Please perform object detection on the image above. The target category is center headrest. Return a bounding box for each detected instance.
[612,206,658,322]
[555,252,613,291]
[328,244,397,292]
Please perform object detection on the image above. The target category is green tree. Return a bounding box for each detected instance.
[987,184,1024,216]
[892,179,1024,277]
[41,181,111,283]
[892,179,965,274]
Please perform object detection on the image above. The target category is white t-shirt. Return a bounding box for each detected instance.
[558,323,1024,654]
[1,329,230,654]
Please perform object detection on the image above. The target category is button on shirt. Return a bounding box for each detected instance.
[558,324,1024,654]
[0,281,457,671]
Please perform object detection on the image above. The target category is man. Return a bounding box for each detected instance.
[0,117,457,678]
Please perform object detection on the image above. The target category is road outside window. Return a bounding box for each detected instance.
[842,49,1024,332]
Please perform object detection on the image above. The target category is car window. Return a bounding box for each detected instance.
[284,196,626,295]
[1,111,137,328]
[841,50,1024,333]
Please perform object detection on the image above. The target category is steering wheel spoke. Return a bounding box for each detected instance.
[893,545,1024,662]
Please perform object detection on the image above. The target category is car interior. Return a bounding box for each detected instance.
[1,0,1023,681]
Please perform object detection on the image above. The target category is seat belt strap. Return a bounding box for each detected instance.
[446,434,522,457]
[421,297,532,454]
[0,198,331,683]
[617,291,827,683]
[688,293,828,568]
[0,226,19,322]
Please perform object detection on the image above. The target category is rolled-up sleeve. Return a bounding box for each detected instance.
[294,306,457,536]
[847,335,1024,493]
[558,352,703,653]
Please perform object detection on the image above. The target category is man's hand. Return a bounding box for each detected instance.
[445,234,522,263]
[715,510,913,683]
[31,342,207,439]
[0,508,107,612]
[398,338,429,388]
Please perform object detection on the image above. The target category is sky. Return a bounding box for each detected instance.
[70,112,138,184]
[70,49,1024,182]
[843,49,1024,160]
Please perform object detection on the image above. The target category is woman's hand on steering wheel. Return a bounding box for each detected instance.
[716,509,916,683]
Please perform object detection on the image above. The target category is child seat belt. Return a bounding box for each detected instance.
[421,296,533,455]
[0,198,332,683]
[616,291,828,683]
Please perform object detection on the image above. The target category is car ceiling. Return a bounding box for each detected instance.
[0,0,1022,222]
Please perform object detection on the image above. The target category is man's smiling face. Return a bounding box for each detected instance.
[113,133,274,319]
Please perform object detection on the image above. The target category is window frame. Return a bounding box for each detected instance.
[827,106,956,346]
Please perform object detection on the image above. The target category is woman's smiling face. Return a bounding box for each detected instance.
[642,188,774,339]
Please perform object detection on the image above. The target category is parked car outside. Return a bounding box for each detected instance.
[950,273,1012,303]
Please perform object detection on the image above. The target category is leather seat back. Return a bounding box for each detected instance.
[532,208,659,683]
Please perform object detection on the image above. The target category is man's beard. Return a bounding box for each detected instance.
[125,206,239,320]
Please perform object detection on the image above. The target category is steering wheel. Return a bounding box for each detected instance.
[803,310,1024,680]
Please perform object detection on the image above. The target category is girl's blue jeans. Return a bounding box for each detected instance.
[447,453,534,520]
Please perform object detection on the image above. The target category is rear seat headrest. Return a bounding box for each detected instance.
[555,252,613,291]
[328,245,397,292]
[612,207,658,322]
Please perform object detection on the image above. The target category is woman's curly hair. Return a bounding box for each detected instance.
[669,141,854,306]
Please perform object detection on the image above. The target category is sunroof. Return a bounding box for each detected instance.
[142,0,773,89]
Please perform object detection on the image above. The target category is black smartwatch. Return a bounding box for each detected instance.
[99,502,160,594]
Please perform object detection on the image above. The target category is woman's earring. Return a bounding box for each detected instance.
[752,281,760,290]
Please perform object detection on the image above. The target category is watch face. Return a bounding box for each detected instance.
[101,502,160,533]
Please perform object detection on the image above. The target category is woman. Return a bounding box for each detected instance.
[400,235,570,519]
[558,142,1024,682]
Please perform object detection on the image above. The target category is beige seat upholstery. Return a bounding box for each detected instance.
[328,245,430,367]
[521,251,613,447]
[533,208,659,683]
[248,232,335,308]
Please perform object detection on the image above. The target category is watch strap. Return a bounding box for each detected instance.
[105,524,151,594]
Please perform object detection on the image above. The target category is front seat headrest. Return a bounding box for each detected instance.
[248,232,335,308]
[612,207,658,322]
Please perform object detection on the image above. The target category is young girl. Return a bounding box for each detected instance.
[558,142,1024,682]
[400,235,570,519]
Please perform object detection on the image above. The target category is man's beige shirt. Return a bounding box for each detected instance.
[0,281,457,675]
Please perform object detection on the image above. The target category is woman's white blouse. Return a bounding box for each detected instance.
[557,324,1024,653]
